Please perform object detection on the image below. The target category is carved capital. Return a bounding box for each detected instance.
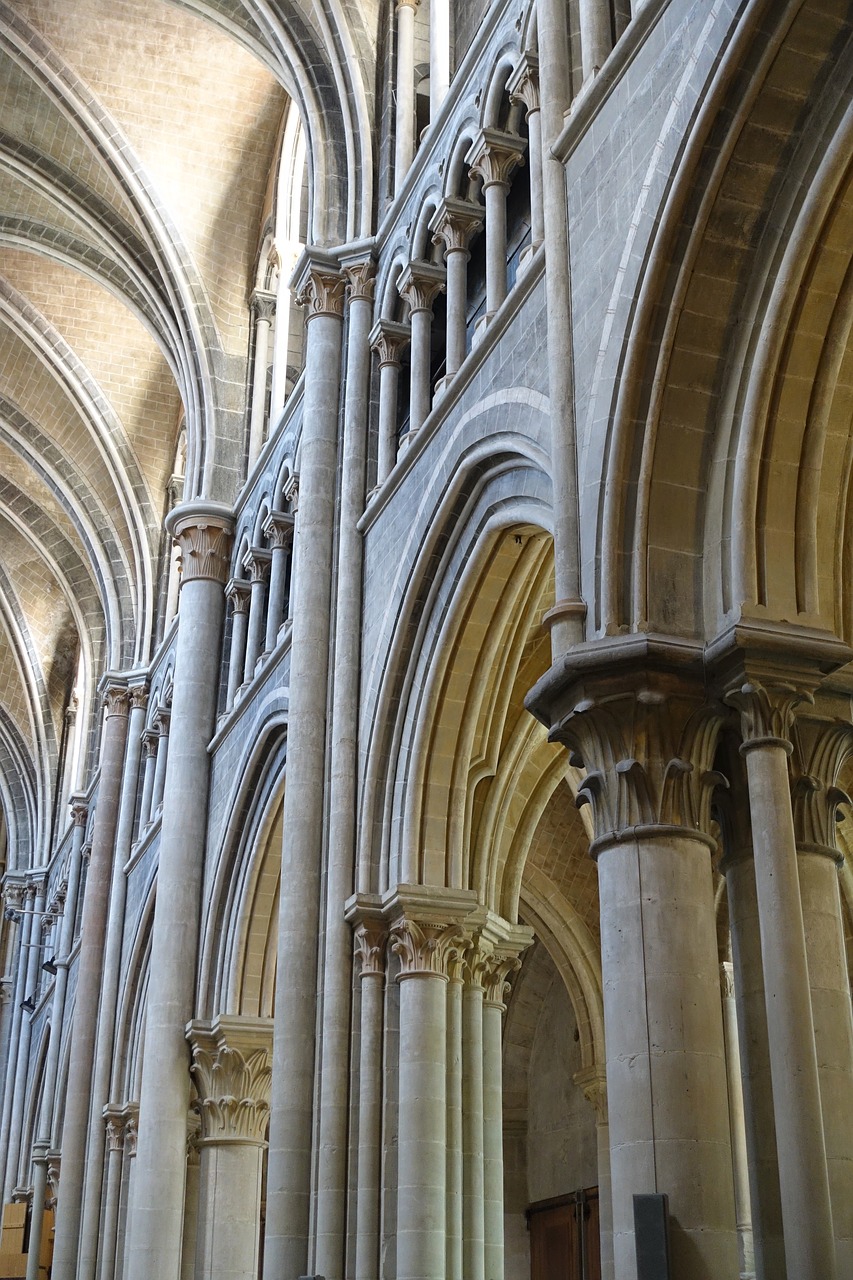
[123,1108,139,1158]
[225,578,251,615]
[369,319,410,366]
[188,1018,273,1145]
[172,519,233,587]
[726,681,810,753]
[3,881,25,911]
[128,683,149,714]
[507,52,540,115]
[390,918,469,981]
[344,259,376,303]
[250,289,276,323]
[430,197,484,257]
[397,260,446,316]
[46,1153,60,1202]
[720,961,735,1001]
[397,0,419,10]
[262,510,295,551]
[574,1064,608,1125]
[789,709,853,862]
[153,707,171,737]
[354,923,387,976]
[468,128,527,191]
[482,950,522,1008]
[70,798,89,829]
[242,547,271,585]
[102,683,129,719]
[547,682,724,853]
[283,473,300,512]
[296,268,346,320]
[141,727,159,759]
[104,1109,126,1154]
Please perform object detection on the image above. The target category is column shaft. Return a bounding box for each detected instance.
[429,0,450,116]
[462,982,485,1280]
[397,974,447,1280]
[6,881,46,1197]
[137,735,157,829]
[225,584,250,709]
[721,963,756,1280]
[97,1122,125,1280]
[125,505,232,1280]
[445,250,469,376]
[314,265,374,1280]
[446,976,463,1280]
[355,970,384,1280]
[25,1152,48,1280]
[264,260,344,1280]
[598,835,738,1280]
[196,1144,265,1280]
[248,311,273,469]
[580,0,613,80]
[742,740,836,1280]
[52,689,129,1277]
[482,999,505,1280]
[377,362,400,483]
[394,1,418,192]
[0,899,32,1186]
[78,689,148,1280]
[483,181,508,316]
[408,308,432,434]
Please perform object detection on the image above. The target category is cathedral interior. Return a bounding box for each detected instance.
[0,2,850,1279]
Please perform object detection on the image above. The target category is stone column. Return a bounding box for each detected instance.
[390,915,467,1280]
[468,129,526,318]
[25,1142,49,1280]
[446,947,464,1280]
[574,1066,615,1280]
[20,805,84,1279]
[462,945,486,1280]
[430,198,484,382]
[536,0,586,654]
[314,252,376,1280]
[369,320,410,487]
[718,776,785,1280]
[397,261,445,437]
[248,291,276,470]
[353,923,386,1280]
[0,881,28,1172]
[720,962,756,1280]
[5,877,47,1199]
[137,730,158,830]
[149,706,170,820]
[188,1017,273,1280]
[482,953,521,1280]
[96,1109,128,1280]
[242,548,271,681]
[727,679,837,1280]
[579,0,613,81]
[78,682,149,1280]
[125,502,233,1280]
[282,473,300,623]
[527,655,739,1280]
[225,579,251,709]
[790,707,853,1274]
[508,54,544,249]
[117,1107,138,1280]
[395,0,419,192]
[262,511,294,653]
[264,253,345,1280]
[52,683,130,1278]
[181,1120,201,1280]
[429,0,450,116]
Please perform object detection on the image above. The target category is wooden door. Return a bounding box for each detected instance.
[528,1188,601,1280]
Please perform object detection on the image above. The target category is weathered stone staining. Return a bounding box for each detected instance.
[0,5,851,1280]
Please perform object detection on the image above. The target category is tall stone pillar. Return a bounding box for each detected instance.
[242,547,271,680]
[125,502,233,1280]
[468,129,526,318]
[188,1017,273,1280]
[446,947,464,1280]
[397,261,445,437]
[0,880,28,1173]
[181,1120,201,1280]
[149,705,170,819]
[23,798,88,1280]
[263,252,345,1280]
[394,0,419,192]
[390,916,463,1280]
[790,705,853,1274]
[224,579,251,709]
[79,682,149,1280]
[52,682,130,1278]
[429,0,450,115]
[248,291,276,470]
[431,198,483,381]
[369,319,410,487]
[508,54,544,249]
[352,922,387,1280]
[6,877,46,1195]
[461,947,486,1280]
[482,952,522,1280]
[720,962,756,1280]
[579,0,613,80]
[575,1066,614,1280]
[137,730,158,830]
[726,678,837,1280]
[314,251,375,1280]
[262,511,294,652]
[718,773,785,1280]
[96,1109,128,1280]
[536,0,586,654]
[527,650,738,1280]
